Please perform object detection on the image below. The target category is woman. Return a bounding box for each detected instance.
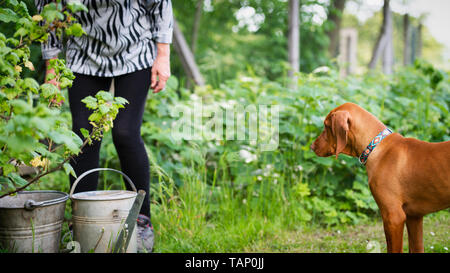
[35,0,173,253]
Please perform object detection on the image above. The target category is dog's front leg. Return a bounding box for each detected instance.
[406,215,424,253]
[381,207,406,253]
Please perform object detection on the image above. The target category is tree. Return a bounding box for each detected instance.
[191,0,203,54]
[173,19,205,86]
[288,0,300,86]
[326,0,347,58]
[368,0,394,74]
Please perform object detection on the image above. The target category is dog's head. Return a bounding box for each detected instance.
[310,105,352,159]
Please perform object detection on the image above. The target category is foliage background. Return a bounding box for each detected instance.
[1,0,449,252]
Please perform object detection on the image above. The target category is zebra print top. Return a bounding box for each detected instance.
[35,0,173,77]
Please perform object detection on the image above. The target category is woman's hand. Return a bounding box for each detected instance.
[151,43,171,93]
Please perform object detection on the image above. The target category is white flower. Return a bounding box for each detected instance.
[430,231,435,236]
[239,149,257,163]
[257,176,262,181]
[295,165,303,172]
[240,76,253,82]
[312,66,330,74]
[444,247,448,251]
[273,179,278,185]
[430,246,434,249]
[190,93,200,101]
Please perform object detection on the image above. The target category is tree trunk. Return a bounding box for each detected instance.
[416,22,423,59]
[403,14,411,66]
[368,0,390,70]
[191,0,203,54]
[173,19,205,86]
[288,0,300,87]
[327,0,347,58]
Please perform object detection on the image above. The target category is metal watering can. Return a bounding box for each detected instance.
[69,168,142,253]
[0,190,68,253]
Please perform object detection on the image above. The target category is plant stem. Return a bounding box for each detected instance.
[0,129,100,198]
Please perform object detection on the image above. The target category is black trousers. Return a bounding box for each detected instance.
[68,68,151,218]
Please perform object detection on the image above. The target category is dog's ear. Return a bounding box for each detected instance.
[331,111,351,159]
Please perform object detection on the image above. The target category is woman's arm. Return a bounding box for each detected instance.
[150,0,173,93]
[151,43,171,93]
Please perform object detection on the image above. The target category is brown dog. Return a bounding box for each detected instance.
[310,102,450,253]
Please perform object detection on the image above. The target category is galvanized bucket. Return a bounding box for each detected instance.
[0,191,68,253]
[69,168,138,253]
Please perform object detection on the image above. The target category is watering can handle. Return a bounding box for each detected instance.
[69,168,137,198]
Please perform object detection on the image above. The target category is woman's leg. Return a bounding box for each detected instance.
[112,68,151,217]
[68,73,112,193]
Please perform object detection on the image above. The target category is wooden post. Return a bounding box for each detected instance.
[382,5,393,74]
[173,19,205,86]
[288,0,300,88]
[338,28,357,77]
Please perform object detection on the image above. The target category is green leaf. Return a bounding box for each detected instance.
[81,96,98,109]
[45,72,56,82]
[0,8,19,23]
[67,1,88,13]
[96,91,113,101]
[6,0,19,6]
[41,3,64,22]
[67,23,85,37]
[8,172,28,187]
[114,96,129,105]
[9,99,32,113]
[2,163,16,176]
[48,130,81,154]
[80,128,90,139]
[0,77,15,87]
[63,163,76,178]
[14,27,28,37]
[98,103,111,115]
[23,78,40,93]
[88,112,102,122]
[59,77,72,89]
[40,83,59,98]
[14,1,29,18]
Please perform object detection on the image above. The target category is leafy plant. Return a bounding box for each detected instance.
[0,0,127,198]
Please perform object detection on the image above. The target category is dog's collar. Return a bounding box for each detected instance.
[359,128,393,165]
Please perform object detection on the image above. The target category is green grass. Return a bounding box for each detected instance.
[153,210,449,253]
